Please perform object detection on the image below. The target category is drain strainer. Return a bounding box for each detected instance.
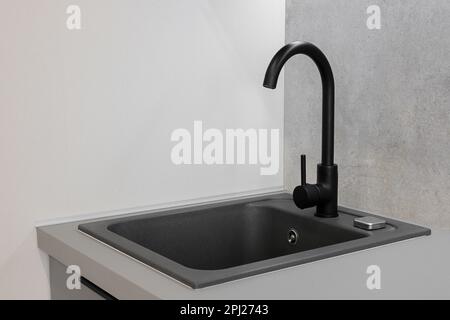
[287,228,299,245]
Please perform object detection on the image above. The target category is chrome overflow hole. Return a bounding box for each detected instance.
[287,228,299,245]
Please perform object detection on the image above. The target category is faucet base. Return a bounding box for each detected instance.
[315,164,338,218]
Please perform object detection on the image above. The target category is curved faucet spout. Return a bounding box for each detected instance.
[263,41,338,218]
[263,41,335,166]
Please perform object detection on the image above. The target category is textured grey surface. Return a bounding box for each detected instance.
[285,0,450,229]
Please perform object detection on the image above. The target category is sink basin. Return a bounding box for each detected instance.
[109,204,365,270]
[78,193,430,288]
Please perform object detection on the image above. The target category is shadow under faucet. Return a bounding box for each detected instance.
[263,41,338,218]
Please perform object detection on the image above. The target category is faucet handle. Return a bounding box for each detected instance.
[301,154,306,186]
[294,155,321,209]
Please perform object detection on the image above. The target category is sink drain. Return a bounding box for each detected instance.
[287,228,299,245]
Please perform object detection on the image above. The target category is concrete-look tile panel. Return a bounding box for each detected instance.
[285,0,450,228]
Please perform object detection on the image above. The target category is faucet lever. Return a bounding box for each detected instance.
[301,154,306,186]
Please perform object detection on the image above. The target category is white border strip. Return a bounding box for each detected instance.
[36,186,286,227]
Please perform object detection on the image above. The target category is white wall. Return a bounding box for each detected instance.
[0,0,285,299]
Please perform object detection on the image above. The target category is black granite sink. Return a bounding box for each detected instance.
[78,193,430,288]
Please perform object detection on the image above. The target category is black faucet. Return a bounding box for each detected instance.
[263,41,338,218]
